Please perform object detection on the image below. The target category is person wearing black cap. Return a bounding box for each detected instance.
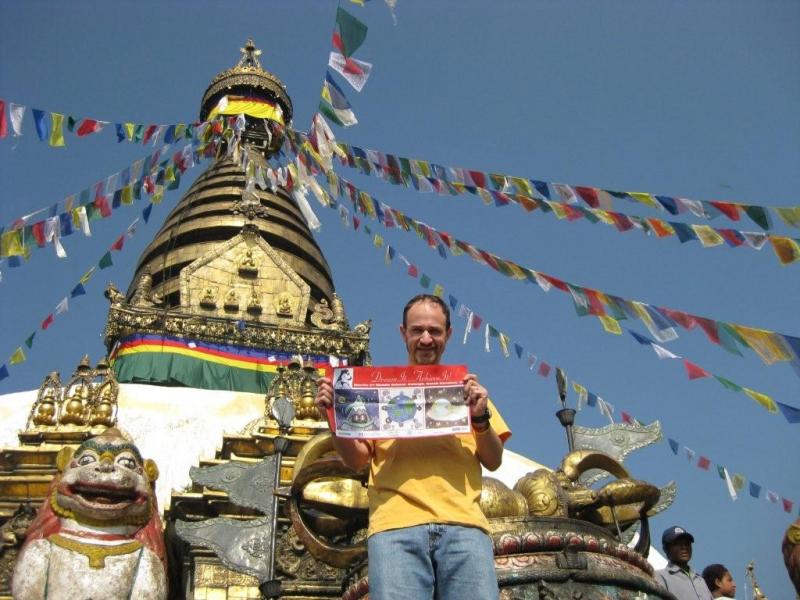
[656,526,714,600]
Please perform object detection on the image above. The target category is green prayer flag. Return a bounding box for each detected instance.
[25,332,35,349]
[714,375,742,392]
[98,251,113,269]
[419,274,431,289]
[67,116,77,132]
[744,205,771,231]
[717,465,726,479]
[335,7,368,58]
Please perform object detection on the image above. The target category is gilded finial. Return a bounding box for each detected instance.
[239,38,263,70]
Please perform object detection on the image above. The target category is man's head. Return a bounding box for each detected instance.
[400,295,452,365]
[702,564,736,598]
[661,525,695,568]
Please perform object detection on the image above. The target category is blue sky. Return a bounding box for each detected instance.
[1,1,799,596]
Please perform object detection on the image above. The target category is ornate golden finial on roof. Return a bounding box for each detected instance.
[239,38,263,70]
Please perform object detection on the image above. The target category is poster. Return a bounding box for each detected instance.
[331,364,470,439]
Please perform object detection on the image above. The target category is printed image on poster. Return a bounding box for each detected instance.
[331,365,470,439]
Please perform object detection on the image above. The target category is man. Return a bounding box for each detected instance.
[656,526,714,600]
[315,294,510,599]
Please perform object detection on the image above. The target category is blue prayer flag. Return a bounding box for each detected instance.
[32,109,48,140]
[667,438,679,455]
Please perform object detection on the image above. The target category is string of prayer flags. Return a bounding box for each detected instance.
[0,137,216,264]
[341,218,797,510]
[319,134,800,232]
[316,133,798,265]
[666,436,796,514]
[295,151,800,376]
[0,214,148,383]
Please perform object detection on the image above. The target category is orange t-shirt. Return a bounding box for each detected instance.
[366,400,510,536]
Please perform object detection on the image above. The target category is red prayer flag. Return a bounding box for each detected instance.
[468,170,486,189]
[41,314,54,330]
[32,221,46,247]
[621,411,633,424]
[110,235,125,251]
[783,498,794,513]
[141,124,158,145]
[695,317,721,345]
[684,360,710,380]
[709,201,741,221]
[471,314,483,330]
[537,362,552,377]
[541,274,569,292]
[76,118,101,136]
[610,212,635,232]
[0,99,7,138]
[661,308,697,330]
[574,186,600,208]
[697,456,711,470]
[94,195,112,218]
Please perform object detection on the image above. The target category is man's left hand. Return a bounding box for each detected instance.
[463,373,489,417]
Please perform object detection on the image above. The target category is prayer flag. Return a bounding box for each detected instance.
[732,474,745,492]
[777,401,800,424]
[76,118,102,136]
[537,362,551,377]
[775,207,800,228]
[722,467,738,501]
[749,482,761,498]
[98,251,113,269]
[742,387,778,413]
[0,365,7,381]
[783,498,794,513]
[9,347,25,365]
[320,72,358,127]
[71,283,86,298]
[49,113,66,147]
[328,51,373,91]
[41,314,54,330]
[621,411,633,424]
[9,103,25,136]
[55,297,69,315]
[24,332,35,349]
[770,236,800,265]
[683,360,710,380]
[767,490,779,504]
[333,7,369,58]
[697,456,710,470]
[32,109,47,140]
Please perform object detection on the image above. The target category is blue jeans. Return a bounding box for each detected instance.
[367,524,499,600]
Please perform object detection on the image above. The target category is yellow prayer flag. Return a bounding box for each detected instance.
[359,192,376,218]
[598,315,622,335]
[498,332,511,357]
[549,202,568,220]
[770,236,800,265]
[414,160,431,177]
[432,284,444,298]
[124,122,136,141]
[731,325,791,365]
[510,176,533,197]
[692,225,724,247]
[49,113,66,147]
[373,234,384,248]
[151,185,164,204]
[121,186,133,205]
[506,262,528,281]
[174,123,186,141]
[628,192,658,208]
[594,210,616,226]
[79,267,96,285]
[9,347,25,365]
[742,388,778,413]
[451,182,466,194]
[165,165,176,183]
[731,474,746,491]
[0,230,24,257]
[477,187,493,206]
[775,207,800,228]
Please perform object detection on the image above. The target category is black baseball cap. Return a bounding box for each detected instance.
[662,526,695,546]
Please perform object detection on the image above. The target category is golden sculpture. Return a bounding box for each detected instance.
[200,286,217,309]
[89,360,118,428]
[238,248,260,276]
[275,291,294,317]
[27,372,62,428]
[58,356,96,426]
[746,561,769,599]
[247,285,263,314]
[223,287,239,310]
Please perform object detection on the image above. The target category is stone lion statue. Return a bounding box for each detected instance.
[12,428,167,599]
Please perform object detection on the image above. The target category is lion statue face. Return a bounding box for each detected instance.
[54,429,158,525]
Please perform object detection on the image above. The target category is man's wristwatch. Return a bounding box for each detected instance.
[471,408,491,425]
